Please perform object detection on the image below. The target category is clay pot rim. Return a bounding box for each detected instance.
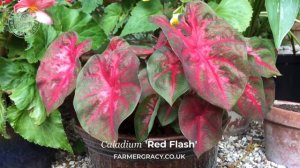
[265,100,300,129]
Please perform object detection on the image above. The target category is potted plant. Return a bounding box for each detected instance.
[39,0,280,167]
[0,0,280,167]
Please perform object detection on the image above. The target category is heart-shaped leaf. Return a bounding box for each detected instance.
[233,76,266,120]
[179,95,224,158]
[36,32,92,113]
[134,95,160,142]
[147,47,189,105]
[151,2,249,110]
[73,37,141,143]
[246,37,280,78]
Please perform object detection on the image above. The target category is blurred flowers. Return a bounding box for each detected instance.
[0,0,13,5]
[14,0,56,25]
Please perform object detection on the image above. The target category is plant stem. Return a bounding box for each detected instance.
[288,31,300,46]
[245,0,265,37]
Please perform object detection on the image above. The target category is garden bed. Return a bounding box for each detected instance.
[51,121,286,168]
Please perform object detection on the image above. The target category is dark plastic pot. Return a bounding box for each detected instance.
[75,126,217,168]
[0,128,56,168]
[275,55,300,102]
[264,101,300,168]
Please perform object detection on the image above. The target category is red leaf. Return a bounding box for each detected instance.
[233,76,266,120]
[246,37,281,78]
[138,69,156,102]
[36,32,92,113]
[73,37,141,142]
[151,2,249,110]
[154,32,170,49]
[131,46,155,56]
[134,95,160,142]
[179,95,224,158]
[147,47,189,105]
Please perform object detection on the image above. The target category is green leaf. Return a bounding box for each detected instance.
[214,0,253,32]
[24,6,107,63]
[10,79,35,110]
[7,107,72,153]
[79,0,103,13]
[0,58,47,125]
[0,93,9,139]
[100,3,123,35]
[121,0,163,36]
[24,26,57,63]
[0,57,35,91]
[265,0,300,48]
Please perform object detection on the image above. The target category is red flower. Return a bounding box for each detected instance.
[1,0,13,5]
[14,0,56,25]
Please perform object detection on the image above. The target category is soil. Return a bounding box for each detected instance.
[274,104,300,113]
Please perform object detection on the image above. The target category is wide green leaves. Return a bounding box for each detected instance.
[265,0,300,48]
[7,107,72,153]
[24,6,107,63]
[100,3,125,35]
[0,58,71,151]
[121,0,163,36]
[79,0,103,13]
[213,0,253,32]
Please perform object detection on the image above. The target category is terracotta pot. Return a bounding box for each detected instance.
[75,126,217,168]
[224,111,250,136]
[264,101,300,168]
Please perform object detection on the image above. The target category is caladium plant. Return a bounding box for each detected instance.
[38,1,278,157]
[0,0,280,158]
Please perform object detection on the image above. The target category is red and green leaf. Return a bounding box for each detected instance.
[179,95,224,158]
[246,37,281,78]
[147,47,189,106]
[138,69,156,102]
[36,32,92,113]
[233,76,266,120]
[263,78,275,109]
[134,95,160,142]
[73,37,141,143]
[157,99,179,126]
[151,2,249,110]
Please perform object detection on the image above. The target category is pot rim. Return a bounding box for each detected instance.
[75,125,188,142]
[265,100,300,129]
